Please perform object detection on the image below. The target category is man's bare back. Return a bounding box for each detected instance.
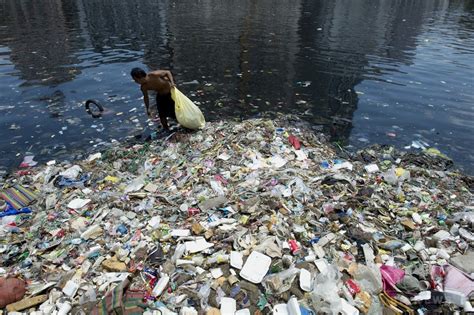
[140,70,175,95]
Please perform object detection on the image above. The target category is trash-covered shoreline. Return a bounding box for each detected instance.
[1,117,473,314]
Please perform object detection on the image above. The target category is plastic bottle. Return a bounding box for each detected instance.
[152,274,170,297]
[198,283,211,309]
[382,168,398,185]
[207,254,229,264]
[171,244,186,263]
[57,302,72,315]
[287,297,302,315]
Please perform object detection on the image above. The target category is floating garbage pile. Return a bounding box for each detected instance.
[0,117,473,314]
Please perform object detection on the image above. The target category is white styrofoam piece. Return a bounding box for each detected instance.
[170,229,191,237]
[57,302,72,315]
[220,297,237,315]
[210,268,224,279]
[364,164,379,173]
[148,216,161,229]
[340,298,359,315]
[62,280,79,297]
[272,304,288,315]
[230,251,243,269]
[184,238,214,253]
[412,290,432,301]
[444,289,467,307]
[179,307,198,315]
[196,267,206,275]
[287,297,302,315]
[239,251,272,284]
[314,258,329,274]
[67,198,91,209]
[464,301,474,312]
[299,268,312,292]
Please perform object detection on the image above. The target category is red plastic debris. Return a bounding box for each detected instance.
[346,279,361,295]
[16,170,31,176]
[214,174,228,186]
[54,229,65,238]
[188,207,200,216]
[288,239,300,254]
[131,229,142,242]
[288,135,301,150]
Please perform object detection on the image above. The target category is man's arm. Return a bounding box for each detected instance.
[150,70,175,87]
[164,70,175,87]
[141,87,151,116]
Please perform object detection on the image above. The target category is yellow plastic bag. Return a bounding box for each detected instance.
[171,87,205,130]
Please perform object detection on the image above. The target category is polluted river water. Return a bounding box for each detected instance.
[0,0,473,174]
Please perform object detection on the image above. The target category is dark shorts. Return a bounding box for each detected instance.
[156,93,176,119]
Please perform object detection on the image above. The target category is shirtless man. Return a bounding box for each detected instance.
[131,67,176,130]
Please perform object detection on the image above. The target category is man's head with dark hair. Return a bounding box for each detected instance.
[131,67,147,84]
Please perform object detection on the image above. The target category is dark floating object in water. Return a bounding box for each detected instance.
[85,100,104,118]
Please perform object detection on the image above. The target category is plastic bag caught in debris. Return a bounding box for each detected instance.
[310,265,343,314]
[262,266,299,294]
